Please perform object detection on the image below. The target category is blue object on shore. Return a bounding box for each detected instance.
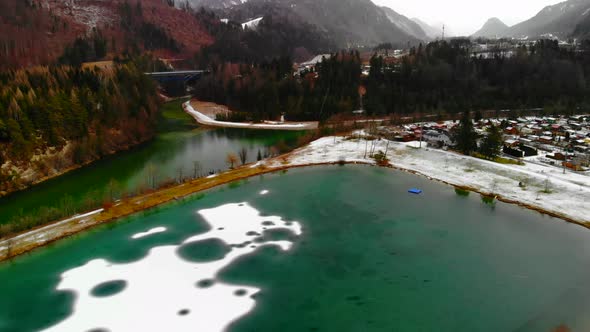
[408,188,422,194]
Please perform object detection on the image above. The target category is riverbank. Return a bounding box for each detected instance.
[185,101,318,131]
[0,131,157,199]
[2,135,589,262]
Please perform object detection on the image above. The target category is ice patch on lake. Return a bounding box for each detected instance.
[42,202,302,332]
[131,227,167,239]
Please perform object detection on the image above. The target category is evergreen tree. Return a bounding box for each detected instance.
[479,125,503,160]
[455,112,478,155]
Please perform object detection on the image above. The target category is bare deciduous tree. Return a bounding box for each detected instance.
[238,147,248,165]
[146,162,159,189]
[107,179,120,202]
[226,153,238,169]
[193,160,201,179]
[176,166,184,183]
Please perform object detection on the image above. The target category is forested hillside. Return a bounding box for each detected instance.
[0,0,85,69]
[193,51,362,122]
[193,4,334,64]
[362,39,590,115]
[0,56,161,194]
[0,0,214,69]
[220,0,420,48]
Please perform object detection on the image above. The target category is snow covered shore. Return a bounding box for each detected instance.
[183,102,318,131]
[270,136,590,224]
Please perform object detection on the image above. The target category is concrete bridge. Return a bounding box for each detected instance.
[144,70,209,83]
[145,70,209,96]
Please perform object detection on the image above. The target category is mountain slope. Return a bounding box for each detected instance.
[472,17,509,38]
[412,18,442,39]
[507,0,590,38]
[573,12,590,38]
[277,0,419,47]
[0,1,86,68]
[206,0,419,47]
[380,6,427,40]
[188,0,248,9]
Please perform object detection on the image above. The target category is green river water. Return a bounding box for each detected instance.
[1,165,590,332]
[0,100,301,223]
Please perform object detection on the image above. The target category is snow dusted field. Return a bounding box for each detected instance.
[183,102,318,131]
[269,136,590,224]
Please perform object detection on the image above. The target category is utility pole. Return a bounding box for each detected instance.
[442,25,445,41]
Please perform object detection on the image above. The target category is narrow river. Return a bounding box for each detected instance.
[0,100,303,223]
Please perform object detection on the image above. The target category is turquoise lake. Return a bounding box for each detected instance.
[1,165,589,332]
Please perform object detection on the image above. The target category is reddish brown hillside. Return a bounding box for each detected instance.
[0,1,86,69]
[134,0,214,56]
[0,0,213,69]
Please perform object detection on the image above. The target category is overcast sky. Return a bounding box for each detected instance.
[371,0,566,36]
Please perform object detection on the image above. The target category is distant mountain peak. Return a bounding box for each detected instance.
[472,17,509,38]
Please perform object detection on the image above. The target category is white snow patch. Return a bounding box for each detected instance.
[131,227,167,240]
[42,202,302,332]
[184,102,317,130]
[241,17,263,30]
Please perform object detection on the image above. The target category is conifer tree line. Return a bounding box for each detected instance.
[192,39,590,123]
[192,51,362,122]
[362,39,590,116]
[0,56,161,192]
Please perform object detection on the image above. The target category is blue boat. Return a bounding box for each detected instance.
[408,188,422,194]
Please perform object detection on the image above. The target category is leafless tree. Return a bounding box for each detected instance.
[193,160,202,179]
[176,166,184,183]
[146,162,159,189]
[226,153,238,169]
[238,147,248,165]
[107,179,120,202]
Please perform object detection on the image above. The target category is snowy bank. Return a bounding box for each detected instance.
[183,102,318,131]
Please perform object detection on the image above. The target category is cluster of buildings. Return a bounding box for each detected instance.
[376,114,590,171]
[496,115,590,170]
[469,38,579,59]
